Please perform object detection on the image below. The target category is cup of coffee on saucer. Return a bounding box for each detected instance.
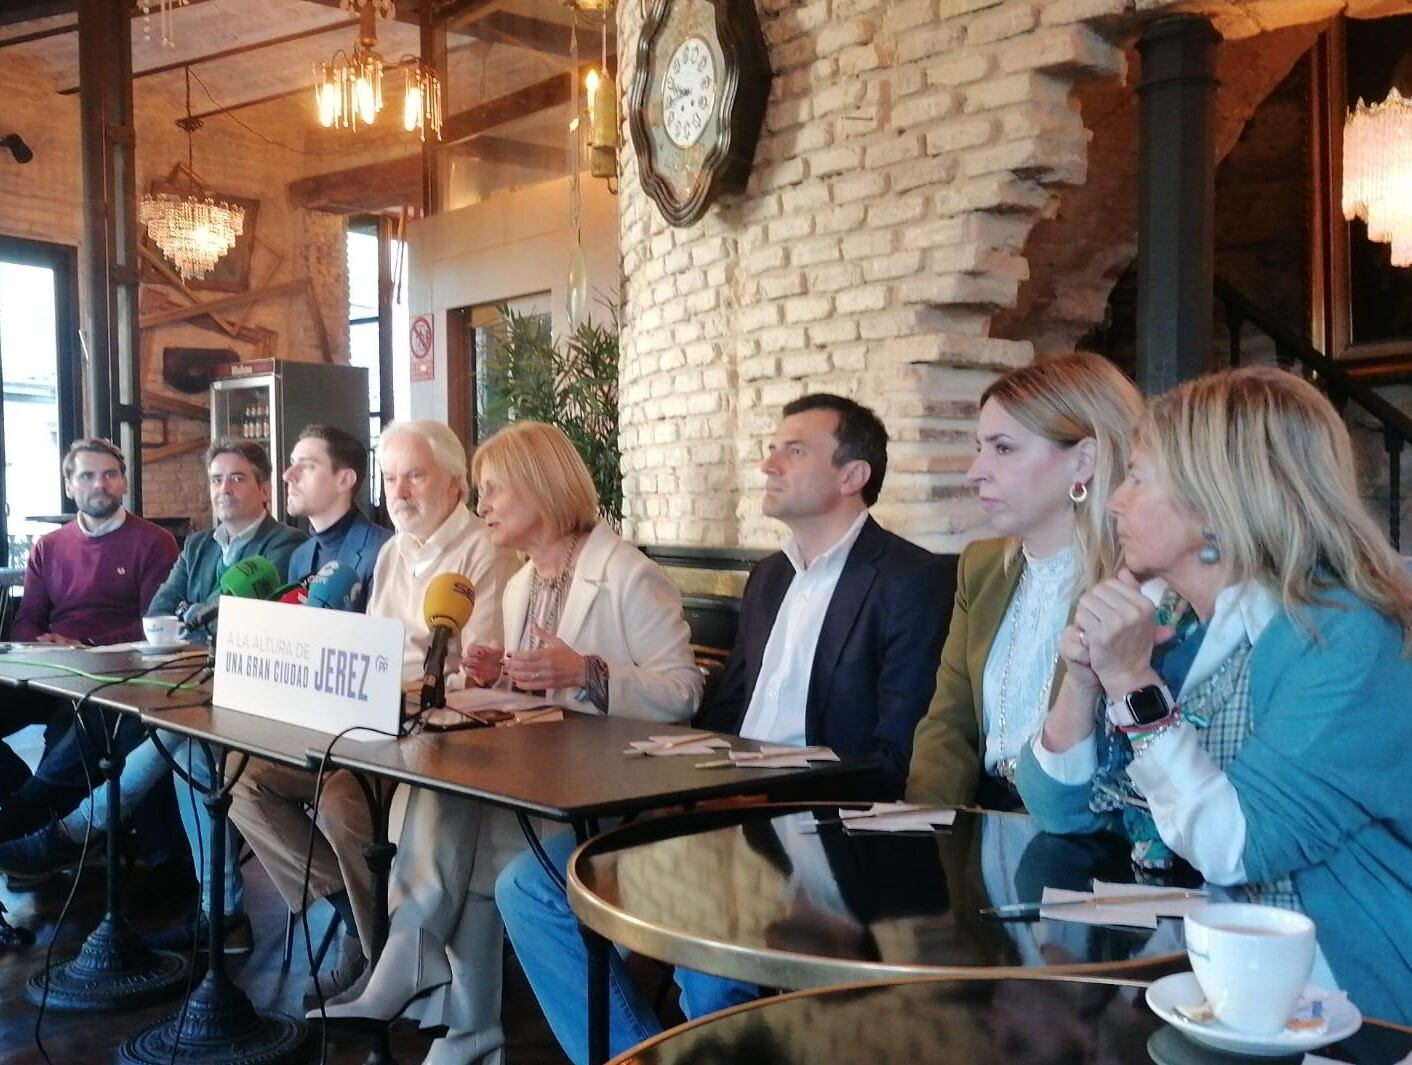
[1183,902,1316,1035]
[141,615,183,649]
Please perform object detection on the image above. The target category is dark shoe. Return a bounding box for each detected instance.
[0,822,87,887]
[147,911,253,956]
[303,935,367,1005]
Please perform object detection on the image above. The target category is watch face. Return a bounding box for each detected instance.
[663,36,716,148]
[1126,685,1173,726]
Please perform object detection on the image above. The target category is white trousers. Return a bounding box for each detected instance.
[386,784,531,1062]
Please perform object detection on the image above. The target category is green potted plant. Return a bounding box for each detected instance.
[481,305,622,525]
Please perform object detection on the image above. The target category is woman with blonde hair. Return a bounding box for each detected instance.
[322,421,702,1064]
[907,352,1144,810]
[1022,366,1412,1024]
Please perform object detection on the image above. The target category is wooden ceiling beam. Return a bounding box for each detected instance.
[289,136,569,212]
[296,0,423,27]
[0,0,216,31]
[440,61,615,147]
[58,18,357,95]
[0,21,77,50]
[474,12,614,61]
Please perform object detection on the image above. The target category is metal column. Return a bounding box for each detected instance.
[78,0,143,510]
[1135,15,1220,394]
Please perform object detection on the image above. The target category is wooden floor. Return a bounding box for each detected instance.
[0,725,581,1065]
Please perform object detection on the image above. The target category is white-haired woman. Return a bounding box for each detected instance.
[1020,366,1412,1025]
[321,421,702,1065]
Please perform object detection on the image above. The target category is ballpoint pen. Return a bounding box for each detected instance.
[980,889,1206,917]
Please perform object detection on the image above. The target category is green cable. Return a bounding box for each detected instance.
[3,655,207,692]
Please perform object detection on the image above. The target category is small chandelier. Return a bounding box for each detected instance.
[1342,88,1412,268]
[138,0,189,49]
[314,1,442,140]
[140,69,245,281]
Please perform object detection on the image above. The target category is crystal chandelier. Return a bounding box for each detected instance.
[138,0,189,49]
[314,1,442,140]
[140,69,245,281]
[1342,88,1412,268]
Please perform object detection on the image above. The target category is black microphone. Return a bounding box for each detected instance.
[419,573,476,711]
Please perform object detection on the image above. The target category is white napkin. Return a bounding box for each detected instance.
[626,734,731,756]
[1040,880,1208,929]
[727,745,841,769]
[837,802,958,833]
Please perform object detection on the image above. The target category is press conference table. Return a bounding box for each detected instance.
[2,643,867,1065]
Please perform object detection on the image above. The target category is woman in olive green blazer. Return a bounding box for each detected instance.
[906,354,1142,808]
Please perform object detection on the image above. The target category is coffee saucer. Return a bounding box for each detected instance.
[1146,972,1360,1057]
[135,641,190,656]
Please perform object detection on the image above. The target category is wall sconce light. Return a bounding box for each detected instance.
[585,67,618,180]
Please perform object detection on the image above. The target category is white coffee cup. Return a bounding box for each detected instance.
[141,615,182,646]
[1184,902,1316,1034]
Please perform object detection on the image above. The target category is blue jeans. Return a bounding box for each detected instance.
[60,730,243,917]
[495,830,758,1065]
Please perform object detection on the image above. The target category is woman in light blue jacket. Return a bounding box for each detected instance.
[1018,367,1412,1025]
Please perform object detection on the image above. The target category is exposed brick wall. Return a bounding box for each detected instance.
[616,0,1362,552]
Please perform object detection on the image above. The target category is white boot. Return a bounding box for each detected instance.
[312,927,450,1023]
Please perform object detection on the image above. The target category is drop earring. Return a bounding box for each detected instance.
[1068,481,1088,504]
[1199,526,1221,565]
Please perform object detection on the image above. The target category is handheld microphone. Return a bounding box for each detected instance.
[419,572,476,711]
[182,555,284,631]
[306,560,364,612]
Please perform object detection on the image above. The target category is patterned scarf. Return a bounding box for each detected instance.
[1086,589,1302,909]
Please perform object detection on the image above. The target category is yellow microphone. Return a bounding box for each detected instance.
[420,573,476,710]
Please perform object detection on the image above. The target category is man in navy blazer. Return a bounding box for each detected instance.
[282,424,392,603]
[699,509,953,800]
[498,394,955,1065]
[226,424,393,999]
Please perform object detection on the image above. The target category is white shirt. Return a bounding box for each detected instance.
[738,510,870,746]
[980,545,1075,772]
[76,508,127,538]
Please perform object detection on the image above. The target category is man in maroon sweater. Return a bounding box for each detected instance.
[2,439,177,803]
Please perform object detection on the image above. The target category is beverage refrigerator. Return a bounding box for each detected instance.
[209,359,371,522]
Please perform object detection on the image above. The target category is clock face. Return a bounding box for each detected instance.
[662,36,717,149]
[628,0,772,226]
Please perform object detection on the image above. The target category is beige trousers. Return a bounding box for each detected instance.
[389,784,531,1061]
[227,760,375,955]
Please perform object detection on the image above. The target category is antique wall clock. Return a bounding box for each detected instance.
[627,0,772,227]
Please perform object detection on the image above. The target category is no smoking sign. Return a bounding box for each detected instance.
[410,313,435,381]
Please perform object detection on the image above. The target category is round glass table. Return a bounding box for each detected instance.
[569,804,1201,990]
[610,975,1412,1065]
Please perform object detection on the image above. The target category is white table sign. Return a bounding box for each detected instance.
[213,598,405,740]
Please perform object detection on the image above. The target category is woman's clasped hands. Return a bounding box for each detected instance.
[464,624,587,691]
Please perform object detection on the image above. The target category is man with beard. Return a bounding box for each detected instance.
[0,439,177,811]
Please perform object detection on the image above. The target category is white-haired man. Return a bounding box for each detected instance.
[230,420,518,1000]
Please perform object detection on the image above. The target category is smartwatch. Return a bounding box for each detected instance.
[1123,684,1175,727]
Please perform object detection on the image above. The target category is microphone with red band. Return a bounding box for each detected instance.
[420,572,476,711]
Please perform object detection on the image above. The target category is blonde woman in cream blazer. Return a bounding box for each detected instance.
[319,423,701,1065]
